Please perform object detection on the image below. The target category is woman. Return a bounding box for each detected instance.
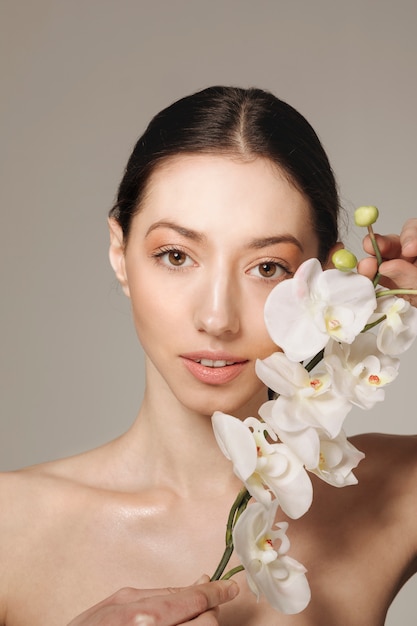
[1,87,417,626]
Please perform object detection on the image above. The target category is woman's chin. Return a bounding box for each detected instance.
[178,385,268,420]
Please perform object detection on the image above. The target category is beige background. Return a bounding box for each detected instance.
[1,1,416,622]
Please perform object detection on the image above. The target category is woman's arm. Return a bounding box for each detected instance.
[67,578,239,626]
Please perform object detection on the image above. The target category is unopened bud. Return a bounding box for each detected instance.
[332,248,358,271]
[354,205,379,227]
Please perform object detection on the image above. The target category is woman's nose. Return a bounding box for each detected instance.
[194,271,240,337]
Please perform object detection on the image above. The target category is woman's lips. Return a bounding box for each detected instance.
[180,353,248,385]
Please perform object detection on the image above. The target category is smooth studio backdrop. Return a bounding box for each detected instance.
[1,1,416,623]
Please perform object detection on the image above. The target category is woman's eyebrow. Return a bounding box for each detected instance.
[248,235,304,252]
[146,222,303,252]
[145,220,206,242]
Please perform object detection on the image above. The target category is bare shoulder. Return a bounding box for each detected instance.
[0,449,114,623]
[0,464,66,623]
[0,442,118,522]
[350,432,417,536]
[0,448,109,547]
[350,431,417,481]
[0,456,89,544]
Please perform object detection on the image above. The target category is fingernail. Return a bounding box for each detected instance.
[194,574,209,584]
[134,615,156,626]
[225,580,239,599]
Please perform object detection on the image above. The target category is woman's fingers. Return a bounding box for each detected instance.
[361,232,402,260]
[356,256,379,282]
[358,219,417,305]
[136,579,239,626]
[67,579,239,626]
[362,219,417,261]
[399,218,417,257]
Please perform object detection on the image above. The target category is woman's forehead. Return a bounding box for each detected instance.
[141,154,310,220]
[130,154,318,256]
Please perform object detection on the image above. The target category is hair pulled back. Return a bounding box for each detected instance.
[110,86,339,261]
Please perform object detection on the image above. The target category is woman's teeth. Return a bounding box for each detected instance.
[196,359,236,367]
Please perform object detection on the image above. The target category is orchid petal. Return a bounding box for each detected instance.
[310,430,365,487]
[325,334,400,410]
[373,294,417,355]
[233,501,311,614]
[264,258,377,362]
[211,411,257,481]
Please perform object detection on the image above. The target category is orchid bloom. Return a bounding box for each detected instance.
[258,399,322,470]
[256,351,352,438]
[371,292,417,355]
[233,501,311,615]
[324,333,400,410]
[211,412,312,518]
[310,430,365,487]
[264,258,377,362]
[258,396,364,484]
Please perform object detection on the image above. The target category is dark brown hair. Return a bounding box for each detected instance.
[110,86,339,261]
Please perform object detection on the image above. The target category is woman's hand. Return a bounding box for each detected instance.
[357,218,417,306]
[67,577,239,626]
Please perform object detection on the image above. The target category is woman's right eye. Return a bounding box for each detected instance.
[154,248,195,268]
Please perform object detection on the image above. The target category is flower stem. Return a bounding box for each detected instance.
[361,315,387,332]
[210,487,251,581]
[305,348,325,372]
[376,288,417,298]
[210,545,235,582]
[367,224,383,286]
[221,565,245,580]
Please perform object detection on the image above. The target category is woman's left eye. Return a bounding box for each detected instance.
[247,261,288,280]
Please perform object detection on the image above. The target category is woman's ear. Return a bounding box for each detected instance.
[323,241,344,269]
[108,218,130,297]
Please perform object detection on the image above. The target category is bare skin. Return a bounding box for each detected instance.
[66,576,240,626]
[1,432,417,626]
[1,156,416,626]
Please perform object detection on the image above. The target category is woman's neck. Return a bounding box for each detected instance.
[108,383,240,499]
[104,357,266,498]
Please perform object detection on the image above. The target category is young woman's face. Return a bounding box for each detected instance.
[111,155,319,418]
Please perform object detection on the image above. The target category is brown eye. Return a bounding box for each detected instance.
[156,248,194,269]
[258,262,277,278]
[247,261,286,281]
[168,250,187,266]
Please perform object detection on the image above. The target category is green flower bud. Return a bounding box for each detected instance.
[332,248,358,271]
[354,205,379,227]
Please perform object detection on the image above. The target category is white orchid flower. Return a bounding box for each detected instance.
[310,430,365,487]
[211,412,312,518]
[258,398,364,484]
[263,258,377,362]
[370,292,417,355]
[256,352,352,439]
[233,500,311,615]
[259,399,323,470]
[325,333,400,410]
[259,410,320,470]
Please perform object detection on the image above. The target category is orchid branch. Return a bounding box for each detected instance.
[210,486,251,581]
[376,288,417,298]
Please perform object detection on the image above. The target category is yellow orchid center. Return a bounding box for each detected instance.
[327,318,341,331]
[368,374,381,385]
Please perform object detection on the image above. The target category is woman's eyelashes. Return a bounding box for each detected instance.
[246,259,292,282]
[152,246,292,283]
[152,246,196,269]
